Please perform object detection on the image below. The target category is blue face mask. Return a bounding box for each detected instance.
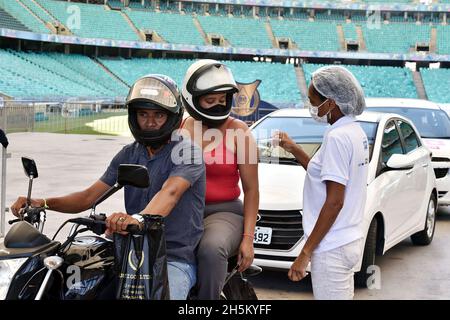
[306,99,329,123]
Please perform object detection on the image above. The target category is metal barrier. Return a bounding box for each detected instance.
[1,100,129,136]
[0,100,280,135]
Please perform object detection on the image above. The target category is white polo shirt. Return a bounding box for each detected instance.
[302,116,369,253]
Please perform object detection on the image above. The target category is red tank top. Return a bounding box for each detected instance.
[180,118,241,204]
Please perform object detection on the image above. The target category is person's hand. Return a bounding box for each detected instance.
[272,131,298,154]
[237,236,255,273]
[10,196,43,217]
[106,212,139,235]
[288,251,310,282]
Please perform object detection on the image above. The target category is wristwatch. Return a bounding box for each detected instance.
[131,213,145,230]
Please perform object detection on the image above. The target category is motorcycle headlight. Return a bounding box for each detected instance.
[0,258,28,300]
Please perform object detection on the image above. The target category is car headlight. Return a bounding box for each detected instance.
[0,258,28,300]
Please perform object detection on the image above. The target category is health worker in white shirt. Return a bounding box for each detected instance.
[274,66,369,300]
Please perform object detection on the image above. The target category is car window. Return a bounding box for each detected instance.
[381,120,404,164]
[397,120,421,154]
[251,116,377,163]
[367,107,450,139]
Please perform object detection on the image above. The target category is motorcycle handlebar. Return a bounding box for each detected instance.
[8,207,46,225]
[8,218,21,225]
[68,217,142,235]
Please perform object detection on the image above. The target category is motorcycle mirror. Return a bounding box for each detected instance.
[91,164,150,212]
[117,164,149,188]
[22,157,38,179]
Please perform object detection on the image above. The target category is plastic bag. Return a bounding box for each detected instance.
[114,215,170,300]
[222,275,258,300]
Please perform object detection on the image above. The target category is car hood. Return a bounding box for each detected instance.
[256,162,305,210]
[422,138,450,159]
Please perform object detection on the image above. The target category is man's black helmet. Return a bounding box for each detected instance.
[126,74,183,148]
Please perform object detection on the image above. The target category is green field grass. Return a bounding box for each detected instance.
[32,112,128,135]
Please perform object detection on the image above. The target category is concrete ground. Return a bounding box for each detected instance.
[1,132,450,300]
[252,208,450,300]
[1,132,131,239]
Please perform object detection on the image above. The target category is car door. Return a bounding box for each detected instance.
[396,119,430,231]
[374,120,412,243]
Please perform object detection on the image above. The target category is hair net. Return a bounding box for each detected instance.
[311,66,366,116]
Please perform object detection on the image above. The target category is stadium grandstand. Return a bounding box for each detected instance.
[0,0,449,133]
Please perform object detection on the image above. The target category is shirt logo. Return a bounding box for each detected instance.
[358,158,369,167]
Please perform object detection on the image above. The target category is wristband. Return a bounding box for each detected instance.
[43,198,49,209]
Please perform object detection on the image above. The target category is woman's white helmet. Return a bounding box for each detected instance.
[181,59,238,127]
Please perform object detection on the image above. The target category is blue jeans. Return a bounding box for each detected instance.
[167,260,197,300]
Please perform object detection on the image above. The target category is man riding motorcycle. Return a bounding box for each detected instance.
[11,74,206,300]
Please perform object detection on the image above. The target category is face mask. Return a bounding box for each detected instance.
[307,99,330,124]
[202,104,229,116]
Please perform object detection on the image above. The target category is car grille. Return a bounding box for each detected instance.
[254,254,296,262]
[254,210,303,250]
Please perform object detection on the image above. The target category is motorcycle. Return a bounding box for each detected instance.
[0,157,261,300]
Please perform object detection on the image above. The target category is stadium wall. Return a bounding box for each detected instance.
[1,27,450,63]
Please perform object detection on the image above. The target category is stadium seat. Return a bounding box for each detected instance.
[303,63,418,99]
[437,25,450,54]
[0,7,30,32]
[20,0,55,25]
[0,0,49,33]
[126,10,205,45]
[270,19,339,51]
[361,22,431,53]
[197,15,272,49]
[342,23,358,42]
[0,49,127,98]
[98,57,301,103]
[36,0,140,41]
[420,68,450,103]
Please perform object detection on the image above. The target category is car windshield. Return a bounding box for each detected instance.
[367,107,450,139]
[251,116,377,164]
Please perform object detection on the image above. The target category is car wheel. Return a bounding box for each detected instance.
[354,218,377,288]
[411,194,436,246]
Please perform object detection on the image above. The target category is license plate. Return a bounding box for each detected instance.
[253,227,272,245]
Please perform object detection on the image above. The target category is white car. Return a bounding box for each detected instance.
[366,98,450,206]
[249,108,437,287]
[437,104,450,118]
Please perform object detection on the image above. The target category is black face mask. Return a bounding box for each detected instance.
[143,140,167,150]
[201,104,228,116]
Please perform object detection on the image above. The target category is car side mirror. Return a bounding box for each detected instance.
[386,154,414,170]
